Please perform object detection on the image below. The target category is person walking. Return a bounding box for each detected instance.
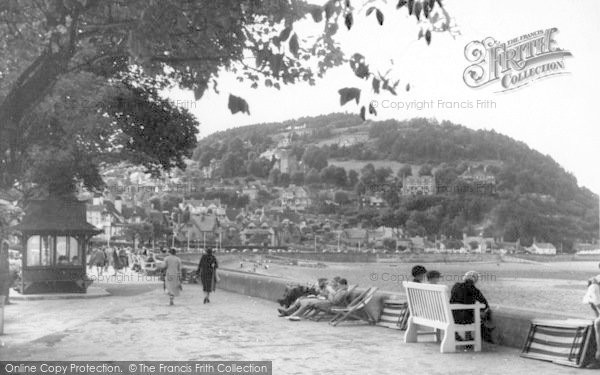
[160,248,182,306]
[197,248,218,304]
[118,247,129,271]
[0,241,11,305]
[112,248,123,276]
[102,247,109,273]
[89,248,106,276]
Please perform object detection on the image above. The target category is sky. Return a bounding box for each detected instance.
[166,0,600,195]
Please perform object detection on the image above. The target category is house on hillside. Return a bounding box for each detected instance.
[528,241,557,255]
[271,149,299,175]
[410,236,435,252]
[459,165,496,185]
[462,234,495,253]
[242,186,259,201]
[361,193,386,208]
[176,214,221,246]
[402,176,436,196]
[574,242,600,253]
[121,204,147,224]
[281,185,310,211]
[240,222,277,247]
[342,228,368,249]
[86,195,125,242]
[179,199,226,217]
[201,159,221,179]
[368,226,396,247]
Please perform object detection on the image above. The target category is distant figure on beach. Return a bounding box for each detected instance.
[583,275,600,360]
[197,248,219,304]
[160,248,182,306]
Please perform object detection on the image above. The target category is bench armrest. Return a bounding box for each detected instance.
[449,302,486,310]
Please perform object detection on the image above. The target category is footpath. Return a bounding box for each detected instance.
[0,278,587,374]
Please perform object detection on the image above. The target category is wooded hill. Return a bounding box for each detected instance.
[191,113,598,252]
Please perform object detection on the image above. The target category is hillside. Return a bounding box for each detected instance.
[190,113,599,252]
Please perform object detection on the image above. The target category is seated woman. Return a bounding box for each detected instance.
[286,279,350,320]
[278,278,336,316]
[277,279,324,308]
[57,255,69,265]
[450,271,490,341]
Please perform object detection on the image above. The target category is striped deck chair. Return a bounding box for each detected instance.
[329,287,379,326]
[521,319,596,368]
[377,299,410,330]
[307,284,359,321]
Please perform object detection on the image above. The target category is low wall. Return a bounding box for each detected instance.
[268,252,503,264]
[210,268,588,350]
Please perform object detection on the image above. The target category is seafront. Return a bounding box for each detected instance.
[0,279,585,375]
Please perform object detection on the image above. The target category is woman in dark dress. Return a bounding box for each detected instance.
[112,248,123,276]
[450,270,491,342]
[197,248,218,304]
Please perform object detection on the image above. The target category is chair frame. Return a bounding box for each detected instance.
[307,284,358,321]
[329,287,379,326]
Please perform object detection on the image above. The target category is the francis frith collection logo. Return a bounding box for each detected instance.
[463,27,572,92]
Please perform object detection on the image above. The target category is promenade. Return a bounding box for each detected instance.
[0,278,586,374]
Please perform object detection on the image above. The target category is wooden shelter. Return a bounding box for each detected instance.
[13,199,101,294]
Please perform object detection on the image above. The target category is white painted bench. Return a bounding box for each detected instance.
[402,281,484,353]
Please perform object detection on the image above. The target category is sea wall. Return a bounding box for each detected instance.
[210,268,588,349]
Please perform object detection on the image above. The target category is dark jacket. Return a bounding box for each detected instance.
[197,254,218,292]
[449,280,489,324]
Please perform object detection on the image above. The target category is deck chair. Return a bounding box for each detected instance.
[307,284,359,321]
[329,287,379,326]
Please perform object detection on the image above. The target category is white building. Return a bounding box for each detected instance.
[528,242,557,255]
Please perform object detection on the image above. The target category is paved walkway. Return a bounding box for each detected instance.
[0,283,589,374]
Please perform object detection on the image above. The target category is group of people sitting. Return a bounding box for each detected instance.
[277,276,350,321]
[410,265,494,343]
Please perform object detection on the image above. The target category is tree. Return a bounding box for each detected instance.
[302,146,328,171]
[418,164,433,176]
[269,169,281,185]
[0,0,451,192]
[291,171,305,185]
[123,223,153,250]
[383,238,396,251]
[360,163,377,186]
[247,157,272,178]
[334,191,350,205]
[20,75,198,198]
[221,152,245,178]
[375,167,393,183]
[348,169,359,188]
[149,197,162,211]
[320,165,347,187]
[398,165,413,178]
[305,168,321,185]
[279,172,291,187]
